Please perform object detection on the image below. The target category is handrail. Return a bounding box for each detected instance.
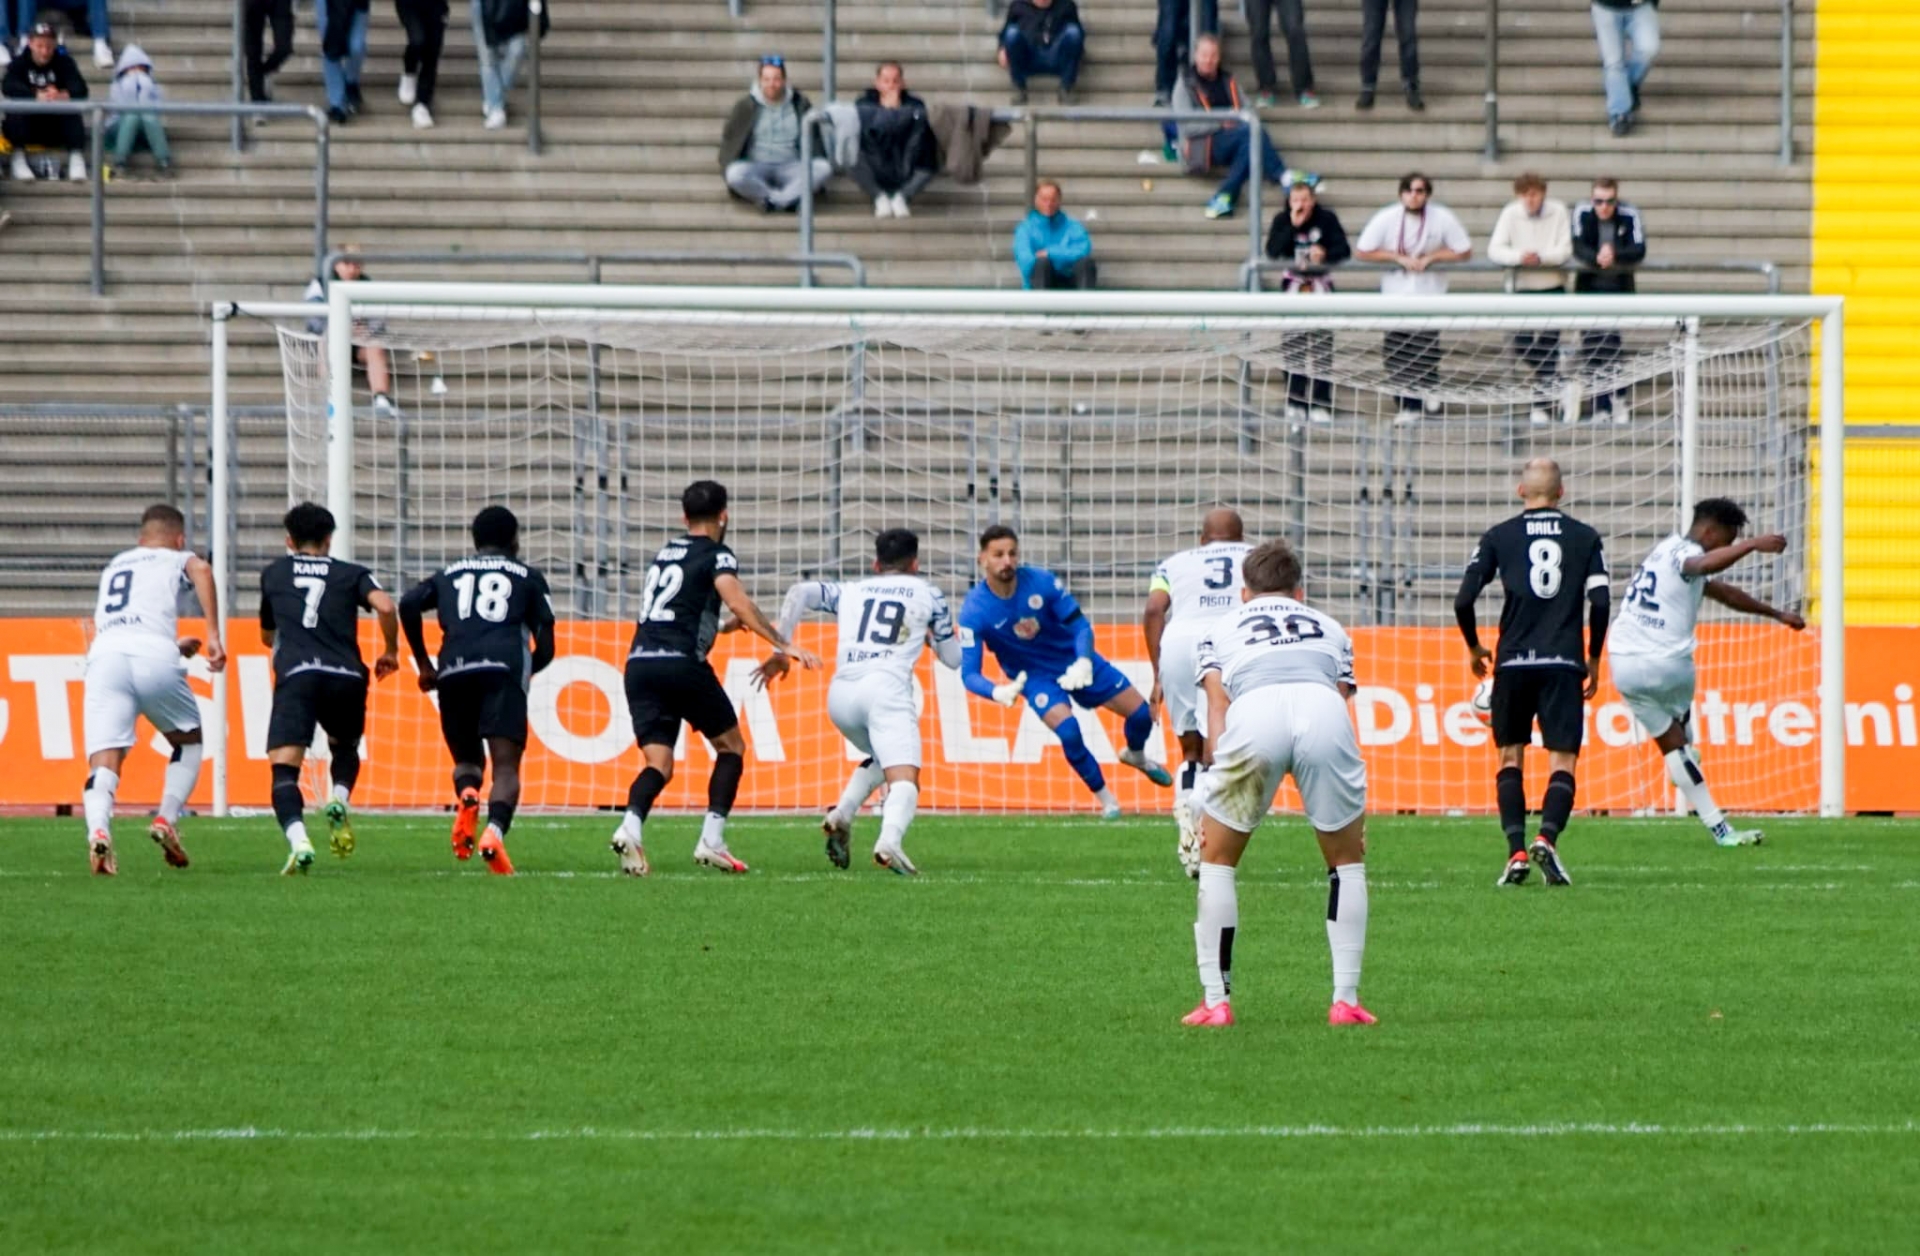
[1779,0,1795,165]
[798,105,1269,287]
[0,99,330,295]
[1484,0,1500,161]
[527,0,544,155]
[319,249,868,286]
[1239,257,1783,294]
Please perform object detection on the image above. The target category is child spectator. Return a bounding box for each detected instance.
[105,44,171,178]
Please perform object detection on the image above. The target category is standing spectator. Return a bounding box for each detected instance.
[19,1,113,69]
[1571,177,1646,422]
[0,7,11,70]
[1172,35,1287,220]
[104,44,170,178]
[998,0,1085,106]
[1486,172,1573,424]
[1264,176,1349,422]
[1592,0,1659,136]
[395,0,447,129]
[853,61,936,220]
[1014,179,1097,289]
[305,252,400,418]
[719,54,829,212]
[316,0,370,125]
[3,23,88,182]
[243,0,295,104]
[1357,0,1421,111]
[472,0,543,130]
[1152,0,1216,106]
[1246,0,1317,109]
[1352,173,1472,423]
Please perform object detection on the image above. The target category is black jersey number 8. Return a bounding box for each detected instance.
[641,564,684,623]
[856,598,907,645]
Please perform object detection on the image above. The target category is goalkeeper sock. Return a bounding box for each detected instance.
[626,766,667,822]
[1054,717,1106,794]
[159,741,202,825]
[1326,863,1368,1005]
[1194,862,1237,1007]
[1122,702,1154,754]
[83,766,119,835]
[832,758,885,827]
[1540,770,1577,842]
[878,780,918,852]
[1496,766,1527,856]
[1665,748,1731,840]
[271,763,306,843]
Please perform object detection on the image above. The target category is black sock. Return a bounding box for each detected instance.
[1541,770,1577,842]
[486,799,517,836]
[453,766,483,799]
[330,744,361,796]
[626,766,667,820]
[1496,766,1527,856]
[1180,760,1200,791]
[707,752,744,817]
[1218,925,1235,997]
[271,763,305,830]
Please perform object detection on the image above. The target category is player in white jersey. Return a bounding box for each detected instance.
[754,529,962,874]
[80,504,226,875]
[1610,498,1803,847]
[1143,507,1252,878]
[1179,538,1376,1030]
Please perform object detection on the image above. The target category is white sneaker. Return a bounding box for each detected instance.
[10,151,33,181]
[1309,406,1333,424]
[398,73,418,105]
[1393,407,1421,425]
[610,834,649,876]
[1284,402,1308,422]
[372,393,399,417]
[1611,401,1632,425]
[92,38,113,69]
[1528,406,1551,426]
[483,107,507,130]
[873,194,892,218]
[411,102,434,129]
[1422,395,1443,415]
[67,151,87,182]
[890,192,910,218]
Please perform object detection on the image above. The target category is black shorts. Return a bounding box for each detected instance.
[267,671,369,752]
[1491,668,1586,753]
[436,670,528,764]
[624,655,738,748]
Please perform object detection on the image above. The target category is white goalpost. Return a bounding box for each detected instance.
[211,285,1846,820]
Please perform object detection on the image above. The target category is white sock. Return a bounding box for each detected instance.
[1326,862,1368,1006]
[84,765,120,835]
[832,760,885,827]
[331,781,351,807]
[1665,748,1731,839]
[878,780,918,852]
[158,742,203,824]
[699,811,728,851]
[1095,786,1121,812]
[286,819,310,850]
[618,810,643,844]
[1194,862,1238,1007]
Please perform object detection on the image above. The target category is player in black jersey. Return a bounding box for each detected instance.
[260,503,400,874]
[609,480,820,877]
[399,505,556,876]
[1455,458,1610,887]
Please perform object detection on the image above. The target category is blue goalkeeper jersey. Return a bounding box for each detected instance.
[957,566,1098,699]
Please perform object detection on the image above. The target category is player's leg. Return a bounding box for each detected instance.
[80,652,137,874]
[1289,689,1375,1024]
[477,736,524,875]
[1530,672,1587,885]
[141,657,205,869]
[862,682,926,875]
[1158,633,1209,875]
[687,663,750,873]
[1090,660,1174,788]
[317,676,368,859]
[1620,657,1758,847]
[823,677,884,869]
[1488,670,1535,886]
[1658,715,1757,846]
[611,659,676,875]
[264,673,321,873]
[436,678,486,861]
[1033,685,1118,817]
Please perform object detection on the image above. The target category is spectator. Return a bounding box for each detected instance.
[1486,172,1573,424]
[1592,0,1658,136]
[1352,173,1472,423]
[1014,179,1097,289]
[17,1,113,69]
[1152,0,1216,106]
[998,0,1084,106]
[473,0,543,130]
[0,6,13,69]
[305,252,400,418]
[316,0,369,125]
[395,0,447,129]
[1172,35,1287,221]
[1571,177,1645,422]
[243,0,295,104]
[853,61,936,220]
[1264,175,1349,422]
[719,54,829,213]
[1358,0,1422,112]
[3,23,88,183]
[1246,0,1317,109]
[104,44,170,179]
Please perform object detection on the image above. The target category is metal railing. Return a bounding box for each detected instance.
[0,99,330,295]
[1239,258,1783,294]
[1779,0,1796,165]
[527,0,545,154]
[799,105,1269,284]
[316,248,867,286]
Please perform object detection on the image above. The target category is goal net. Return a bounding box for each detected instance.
[253,286,1831,817]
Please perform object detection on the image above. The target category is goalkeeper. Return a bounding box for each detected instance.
[959,525,1173,817]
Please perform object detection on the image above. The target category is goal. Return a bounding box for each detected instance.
[209,285,1846,818]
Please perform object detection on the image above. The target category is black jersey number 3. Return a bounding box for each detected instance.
[641,563,684,623]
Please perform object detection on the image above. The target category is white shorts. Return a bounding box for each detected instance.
[83,649,202,756]
[1611,652,1696,739]
[1199,682,1367,834]
[827,672,922,770]
[1158,626,1208,737]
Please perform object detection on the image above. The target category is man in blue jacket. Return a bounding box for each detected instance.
[1013,180,1098,289]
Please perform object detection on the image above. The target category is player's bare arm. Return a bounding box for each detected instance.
[183,554,226,673]
[1143,588,1172,707]
[1705,580,1806,630]
[1681,532,1789,578]
[716,571,822,670]
[369,590,402,679]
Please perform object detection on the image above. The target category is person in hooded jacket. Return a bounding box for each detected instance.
[1013,180,1097,289]
[104,44,170,177]
[3,22,89,182]
[719,54,830,212]
[853,61,937,220]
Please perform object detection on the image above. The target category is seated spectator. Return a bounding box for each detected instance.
[1263,175,1349,422]
[720,54,829,213]
[1352,173,1472,423]
[1592,0,1658,136]
[854,61,936,220]
[1486,172,1572,424]
[243,0,295,104]
[304,252,399,418]
[1247,0,1318,109]
[3,23,89,183]
[17,0,113,69]
[395,0,447,129]
[105,44,170,179]
[472,0,544,130]
[1014,179,1096,289]
[1171,35,1286,220]
[316,0,370,125]
[1152,0,1216,107]
[1571,177,1645,421]
[998,0,1085,106]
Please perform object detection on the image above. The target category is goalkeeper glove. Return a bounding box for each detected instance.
[1057,657,1095,691]
[991,671,1028,707]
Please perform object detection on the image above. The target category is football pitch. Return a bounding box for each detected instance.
[3,813,1916,1254]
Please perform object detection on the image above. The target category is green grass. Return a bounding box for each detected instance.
[3,812,1917,1254]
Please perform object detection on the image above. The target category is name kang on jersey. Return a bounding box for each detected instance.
[291,558,331,578]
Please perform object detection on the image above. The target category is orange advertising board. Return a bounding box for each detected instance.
[2,619,1916,813]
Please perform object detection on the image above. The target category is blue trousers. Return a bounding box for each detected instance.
[313,4,369,111]
[16,0,110,42]
[1002,24,1085,90]
[1206,124,1285,199]
[1153,0,1218,97]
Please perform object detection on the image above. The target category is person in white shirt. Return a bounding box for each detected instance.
[1486,172,1575,425]
[754,528,962,875]
[80,504,226,875]
[1611,499,1803,848]
[1180,538,1375,1029]
[1352,173,1473,423]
